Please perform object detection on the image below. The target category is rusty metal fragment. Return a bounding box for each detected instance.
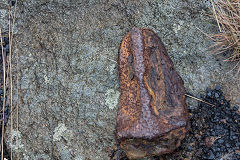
[116,28,189,159]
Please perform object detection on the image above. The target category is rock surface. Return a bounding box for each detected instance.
[117,28,189,159]
[0,0,238,159]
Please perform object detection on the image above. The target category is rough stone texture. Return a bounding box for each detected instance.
[0,0,239,159]
[0,0,9,32]
[117,28,189,159]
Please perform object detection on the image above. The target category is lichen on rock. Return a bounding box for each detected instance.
[53,123,73,142]
[105,89,120,110]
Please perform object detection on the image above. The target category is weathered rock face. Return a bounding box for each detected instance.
[117,28,189,159]
[0,0,239,160]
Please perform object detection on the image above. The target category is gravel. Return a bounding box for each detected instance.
[162,86,240,160]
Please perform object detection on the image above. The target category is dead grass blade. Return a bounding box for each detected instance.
[9,1,19,159]
[185,94,216,107]
[0,28,6,160]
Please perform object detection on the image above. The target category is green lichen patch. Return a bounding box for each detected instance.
[105,89,120,110]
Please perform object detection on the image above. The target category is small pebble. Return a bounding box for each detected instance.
[207,92,212,97]
[3,37,9,44]
[215,93,219,98]
[233,106,239,111]
[218,139,224,144]
[5,44,9,54]
[0,97,7,102]
[187,146,193,151]
[226,143,231,148]
[215,85,221,91]
[188,105,195,110]
[208,151,215,159]
[236,142,240,147]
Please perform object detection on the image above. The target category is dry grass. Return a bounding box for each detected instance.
[0,1,18,160]
[209,0,240,73]
[0,28,7,160]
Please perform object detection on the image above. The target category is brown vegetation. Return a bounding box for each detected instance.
[209,0,240,72]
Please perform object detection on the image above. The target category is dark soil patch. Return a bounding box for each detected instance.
[163,86,240,160]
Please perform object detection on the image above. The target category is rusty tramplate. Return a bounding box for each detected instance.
[116,28,189,159]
